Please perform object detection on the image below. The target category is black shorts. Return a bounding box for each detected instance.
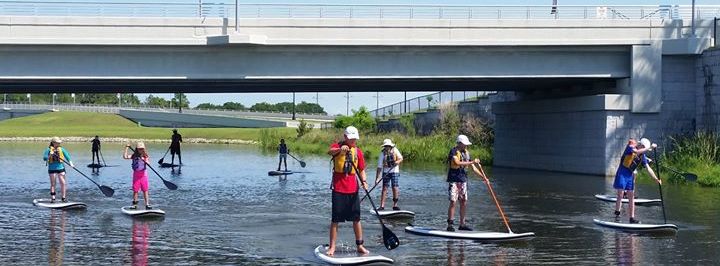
[48,169,66,174]
[332,191,360,223]
[170,147,181,155]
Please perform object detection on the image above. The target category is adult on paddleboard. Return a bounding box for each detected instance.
[375,138,403,211]
[90,135,101,165]
[43,137,75,203]
[446,135,482,232]
[123,142,153,210]
[277,138,288,172]
[612,138,661,224]
[326,126,369,256]
[170,129,182,165]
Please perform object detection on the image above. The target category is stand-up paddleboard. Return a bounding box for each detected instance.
[159,163,180,168]
[594,194,662,205]
[405,226,535,242]
[369,208,415,219]
[87,163,104,168]
[268,170,293,176]
[121,206,165,218]
[33,199,87,210]
[314,245,393,265]
[593,219,677,233]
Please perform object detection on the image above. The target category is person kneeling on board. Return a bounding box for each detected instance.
[613,138,661,224]
[446,135,483,232]
[43,137,75,203]
[375,139,403,210]
[326,126,369,256]
[124,142,152,210]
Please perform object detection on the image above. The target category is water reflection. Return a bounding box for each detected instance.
[614,233,639,265]
[48,210,66,266]
[446,241,465,266]
[130,219,158,266]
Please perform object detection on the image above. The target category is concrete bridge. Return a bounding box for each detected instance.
[0,2,719,175]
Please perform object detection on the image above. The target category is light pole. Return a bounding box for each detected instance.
[345,92,350,116]
[117,93,121,108]
[52,93,56,106]
[27,93,31,104]
[691,0,696,37]
[404,91,407,114]
[71,93,75,104]
[316,92,319,106]
[3,93,6,105]
[292,92,296,120]
[235,0,239,32]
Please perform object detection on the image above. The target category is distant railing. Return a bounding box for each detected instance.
[0,2,719,20]
[370,91,494,118]
[1,102,335,120]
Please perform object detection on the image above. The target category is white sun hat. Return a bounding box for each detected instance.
[640,138,651,149]
[457,135,472,145]
[381,139,395,147]
[344,126,360,140]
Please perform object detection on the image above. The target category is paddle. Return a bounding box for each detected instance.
[351,162,400,250]
[99,149,108,167]
[473,163,514,234]
[287,153,306,168]
[157,147,170,164]
[652,147,668,224]
[360,175,383,203]
[661,165,698,182]
[129,146,178,190]
[55,155,115,197]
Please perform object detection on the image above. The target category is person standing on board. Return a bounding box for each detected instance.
[124,142,152,210]
[446,135,481,232]
[43,137,75,203]
[90,135,101,165]
[613,138,661,224]
[170,129,182,165]
[375,139,403,210]
[277,139,289,171]
[326,126,369,256]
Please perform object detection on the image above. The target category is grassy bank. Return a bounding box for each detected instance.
[0,111,294,141]
[259,128,493,165]
[658,132,720,187]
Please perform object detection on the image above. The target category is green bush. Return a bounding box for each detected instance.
[659,131,720,187]
[296,119,314,138]
[333,106,376,131]
[398,114,416,136]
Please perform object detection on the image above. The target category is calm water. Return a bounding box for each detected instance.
[0,142,718,265]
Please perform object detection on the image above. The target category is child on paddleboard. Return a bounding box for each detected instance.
[375,139,403,210]
[613,138,661,224]
[124,142,152,210]
[446,135,482,232]
[43,137,75,203]
[326,126,369,256]
[277,138,288,171]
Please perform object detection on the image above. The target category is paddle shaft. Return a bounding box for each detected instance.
[350,161,399,249]
[128,146,177,190]
[158,147,170,163]
[54,155,106,190]
[99,149,107,166]
[360,174,384,203]
[653,149,668,224]
[287,153,306,167]
[474,163,513,234]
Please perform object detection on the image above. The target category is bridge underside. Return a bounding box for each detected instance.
[0,77,616,93]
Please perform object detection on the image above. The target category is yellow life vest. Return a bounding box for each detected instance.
[48,147,66,163]
[449,148,469,170]
[621,150,642,170]
[333,146,358,175]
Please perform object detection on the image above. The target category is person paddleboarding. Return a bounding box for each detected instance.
[375,139,403,211]
[446,135,482,232]
[326,126,369,256]
[170,129,182,165]
[612,138,661,224]
[277,138,289,172]
[90,135,101,165]
[43,137,75,203]
[124,142,153,210]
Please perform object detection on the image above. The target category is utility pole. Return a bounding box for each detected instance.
[27,93,31,104]
[71,93,75,105]
[404,91,407,114]
[117,93,121,108]
[292,92,296,120]
[691,0,696,37]
[346,92,350,116]
[316,92,319,105]
[52,93,56,106]
[178,93,183,113]
[235,0,239,32]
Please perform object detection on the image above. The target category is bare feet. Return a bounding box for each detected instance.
[357,245,369,255]
[326,245,335,256]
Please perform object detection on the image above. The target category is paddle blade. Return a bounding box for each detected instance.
[300,161,307,168]
[684,173,698,182]
[382,226,400,250]
[163,179,178,190]
[157,158,164,164]
[99,185,115,197]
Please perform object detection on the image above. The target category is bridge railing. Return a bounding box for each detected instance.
[0,2,719,20]
[370,91,495,119]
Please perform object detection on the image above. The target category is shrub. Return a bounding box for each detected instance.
[333,106,376,131]
[296,118,314,138]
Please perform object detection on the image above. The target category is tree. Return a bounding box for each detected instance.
[196,103,221,109]
[250,102,275,112]
[296,101,326,114]
[145,94,170,107]
[333,106,375,131]
[171,93,189,108]
[222,102,246,111]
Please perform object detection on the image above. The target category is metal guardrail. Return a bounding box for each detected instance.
[370,91,494,118]
[1,102,335,120]
[0,2,719,20]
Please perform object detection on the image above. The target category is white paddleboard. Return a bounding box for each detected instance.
[268,170,293,176]
[313,245,393,265]
[369,208,415,219]
[405,226,535,242]
[121,206,165,218]
[593,219,678,233]
[594,194,662,205]
[33,199,87,210]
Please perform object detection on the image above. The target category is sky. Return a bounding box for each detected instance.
[102,0,716,114]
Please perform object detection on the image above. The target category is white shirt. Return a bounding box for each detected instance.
[377,147,403,174]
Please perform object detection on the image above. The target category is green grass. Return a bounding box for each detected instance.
[0,111,295,141]
[658,131,720,187]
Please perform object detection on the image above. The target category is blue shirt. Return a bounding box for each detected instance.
[615,145,648,179]
[43,147,71,171]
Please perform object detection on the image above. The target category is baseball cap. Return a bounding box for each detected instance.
[457,135,472,145]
